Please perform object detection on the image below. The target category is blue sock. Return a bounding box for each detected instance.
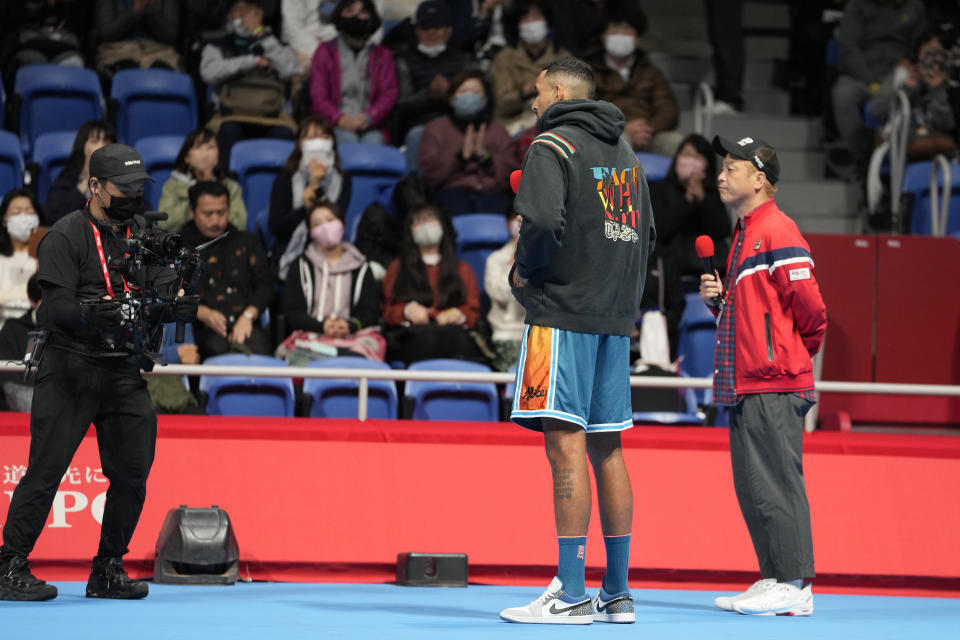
[557,536,587,599]
[601,534,631,594]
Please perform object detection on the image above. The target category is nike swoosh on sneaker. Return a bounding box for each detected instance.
[548,600,587,615]
[596,596,629,612]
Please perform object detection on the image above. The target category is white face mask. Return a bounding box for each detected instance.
[412,221,443,247]
[417,42,447,58]
[300,137,336,171]
[519,20,548,45]
[604,34,636,58]
[6,213,39,244]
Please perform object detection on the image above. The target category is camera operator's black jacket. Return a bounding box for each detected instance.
[36,208,177,358]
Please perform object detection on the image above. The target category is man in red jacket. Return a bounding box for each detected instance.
[700,135,826,617]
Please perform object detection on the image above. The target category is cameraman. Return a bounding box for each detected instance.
[0,144,197,602]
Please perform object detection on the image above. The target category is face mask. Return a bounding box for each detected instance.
[300,138,336,170]
[339,16,372,39]
[604,34,636,58]
[96,184,145,223]
[509,217,521,239]
[412,221,443,247]
[229,17,252,38]
[310,219,344,249]
[674,155,707,182]
[417,42,447,58]
[519,20,548,45]
[452,92,487,120]
[6,213,39,244]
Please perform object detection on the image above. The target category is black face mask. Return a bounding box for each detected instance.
[96,188,145,223]
[339,16,373,39]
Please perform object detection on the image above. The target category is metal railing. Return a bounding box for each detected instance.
[930,154,953,237]
[692,82,714,139]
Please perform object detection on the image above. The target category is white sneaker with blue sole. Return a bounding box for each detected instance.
[499,576,594,624]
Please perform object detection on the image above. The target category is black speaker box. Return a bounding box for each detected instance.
[154,505,239,585]
[396,552,468,587]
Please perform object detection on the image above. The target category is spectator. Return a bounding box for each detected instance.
[93,0,182,75]
[381,202,485,365]
[147,322,201,414]
[870,27,960,159]
[649,133,733,278]
[418,69,517,216]
[0,190,42,324]
[310,0,398,145]
[282,0,338,73]
[589,4,682,156]
[0,273,41,412]
[489,0,570,136]
[484,208,525,371]
[278,199,383,364]
[705,0,745,114]
[179,181,274,360]
[269,116,353,281]
[0,0,88,76]
[157,128,248,232]
[550,0,621,58]
[396,1,475,172]
[354,173,437,279]
[636,249,686,362]
[200,0,300,166]
[45,120,116,225]
[830,0,927,176]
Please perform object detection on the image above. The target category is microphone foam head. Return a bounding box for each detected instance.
[509,169,522,194]
[695,235,715,259]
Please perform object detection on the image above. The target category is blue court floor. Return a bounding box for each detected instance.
[2,582,958,640]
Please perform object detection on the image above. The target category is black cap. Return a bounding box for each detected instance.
[89,144,154,185]
[712,135,780,185]
[416,0,453,27]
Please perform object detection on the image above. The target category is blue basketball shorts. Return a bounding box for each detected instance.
[510,324,633,433]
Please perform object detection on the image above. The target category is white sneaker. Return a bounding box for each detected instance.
[734,582,814,616]
[593,587,635,623]
[499,576,594,624]
[714,578,776,611]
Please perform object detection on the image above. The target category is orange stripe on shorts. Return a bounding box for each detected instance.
[517,326,554,411]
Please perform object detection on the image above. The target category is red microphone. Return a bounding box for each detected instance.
[694,235,715,276]
[510,169,522,194]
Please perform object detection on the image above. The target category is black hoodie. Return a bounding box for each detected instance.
[511,99,656,336]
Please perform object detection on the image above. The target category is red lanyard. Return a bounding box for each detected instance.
[88,220,130,298]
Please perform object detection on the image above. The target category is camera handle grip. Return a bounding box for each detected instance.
[175,319,185,344]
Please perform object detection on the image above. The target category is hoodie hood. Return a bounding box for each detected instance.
[537,99,625,145]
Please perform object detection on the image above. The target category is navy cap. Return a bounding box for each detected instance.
[416,0,453,27]
[89,144,154,185]
[712,135,780,185]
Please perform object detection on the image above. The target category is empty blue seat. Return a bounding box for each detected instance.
[14,64,103,156]
[230,139,296,231]
[452,213,510,295]
[0,131,25,196]
[111,69,198,147]
[405,359,498,421]
[31,131,74,203]
[303,356,398,419]
[636,152,673,182]
[255,207,276,250]
[134,135,184,210]
[338,143,406,242]
[677,292,717,406]
[905,160,960,236]
[632,372,704,425]
[199,353,294,417]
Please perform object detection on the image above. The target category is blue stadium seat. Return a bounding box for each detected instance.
[255,207,276,250]
[230,139,296,231]
[905,160,960,236]
[636,152,673,182]
[677,292,717,405]
[199,353,295,417]
[0,131,25,195]
[451,213,510,296]
[405,359,498,421]
[338,143,406,242]
[303,356,398,419]
[31,131,74,204]
[1,82,5,129]
[135,135,184,210]
[632,371,704,425]
[14,64,103,156]
[111,69,198,147]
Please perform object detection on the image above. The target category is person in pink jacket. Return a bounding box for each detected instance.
[417,69,519,216]
[309,0,398,145]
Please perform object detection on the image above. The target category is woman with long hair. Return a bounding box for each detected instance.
[269,115,353,281]
[157,128,248,232]
[0,189,42,323]
[381,202,484,365]
[44,120,116,224]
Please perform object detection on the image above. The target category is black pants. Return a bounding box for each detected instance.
[1,347,157,560]
[705,0,745,109]
[194,323,273,361]
[728,393,815,581]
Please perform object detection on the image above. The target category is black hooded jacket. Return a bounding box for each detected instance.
[511,99,656,336]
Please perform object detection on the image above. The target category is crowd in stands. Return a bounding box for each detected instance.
[2,0,956,415]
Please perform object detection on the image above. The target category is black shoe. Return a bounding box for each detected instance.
[0,556,58,601]
[85,557,149,599]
